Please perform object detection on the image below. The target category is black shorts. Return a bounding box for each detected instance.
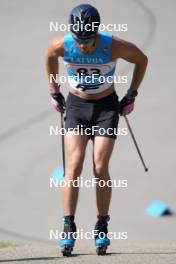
[64,91,120,140]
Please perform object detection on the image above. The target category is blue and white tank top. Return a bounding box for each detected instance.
[63,32,116,94]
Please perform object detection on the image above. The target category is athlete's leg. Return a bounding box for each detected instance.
[92,136,116,216]
[63,133,89,216]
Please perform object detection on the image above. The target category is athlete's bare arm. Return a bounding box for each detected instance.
[111,36,148,91]
[45,35,64,92]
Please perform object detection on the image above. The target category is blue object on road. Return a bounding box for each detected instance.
[50,167,64,184]
[145,201,172,217]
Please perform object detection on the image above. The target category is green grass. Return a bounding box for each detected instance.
[0,242,16,248]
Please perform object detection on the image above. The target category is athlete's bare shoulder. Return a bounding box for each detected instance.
[111,35,147,63]
[46,34,65,58]
[111,35,135,61]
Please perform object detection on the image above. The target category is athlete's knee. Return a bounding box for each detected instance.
[93,163,110,180]
[66,161,83,180]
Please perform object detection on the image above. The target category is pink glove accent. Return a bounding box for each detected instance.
[51,98,64,113]
[121,102,134,116]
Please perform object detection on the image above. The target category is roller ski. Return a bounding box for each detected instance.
[59,215,76,257]
[94,215,110,255]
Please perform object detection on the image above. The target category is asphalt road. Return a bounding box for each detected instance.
[0,245,176,264]
[0,0,176,262]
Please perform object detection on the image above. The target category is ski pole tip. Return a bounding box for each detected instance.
[145,168,148,172]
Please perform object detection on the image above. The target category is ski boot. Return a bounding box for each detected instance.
[59,215,76,257]
[94,215,110,255]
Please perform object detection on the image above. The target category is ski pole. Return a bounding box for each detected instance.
[124,115,148,172]
[60,112,66,177]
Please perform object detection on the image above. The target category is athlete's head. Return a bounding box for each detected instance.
[69,4,100,37]
[69,4,100,53]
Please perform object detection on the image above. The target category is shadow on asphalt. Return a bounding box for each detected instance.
[0,257,60,263]
[0,251,176,262]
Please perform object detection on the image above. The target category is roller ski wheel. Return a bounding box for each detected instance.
[96,245,107,255]
[60,239,74,257]
[95,238,110,255]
